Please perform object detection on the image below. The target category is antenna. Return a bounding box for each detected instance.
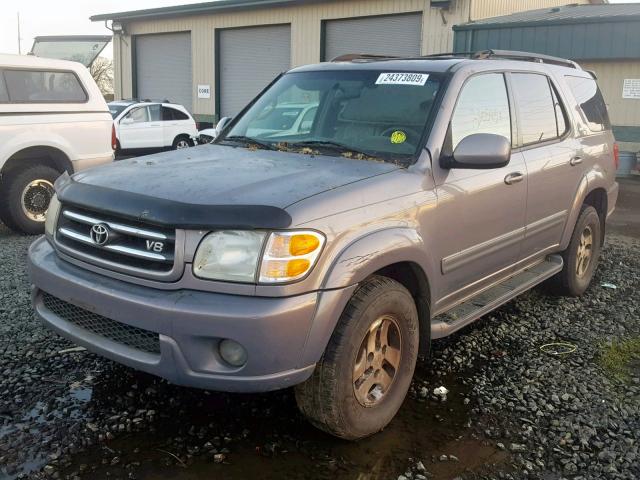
[17,12,21,55]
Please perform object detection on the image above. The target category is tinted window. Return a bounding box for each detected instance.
[4,70,86,102]
[565,76,611,132]
[511,73,559,145]
[162,107,189,121]
[148,104,161,122]
[451,73,511,149]
[0,72,8,102]
[108,103,129,119]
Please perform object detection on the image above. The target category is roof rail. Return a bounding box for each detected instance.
[470,49,580,69]
[331,50,580,69]
[331,53,402,62]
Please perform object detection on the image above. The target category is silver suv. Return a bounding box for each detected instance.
[28,50,619,440]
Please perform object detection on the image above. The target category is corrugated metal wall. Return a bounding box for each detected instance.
[470,0,590,21]
[111,0,591,119]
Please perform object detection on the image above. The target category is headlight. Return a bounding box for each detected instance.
[44,194,61,237]
[192,230,325,284]
[259,231,325,283]
[193,231,266,282]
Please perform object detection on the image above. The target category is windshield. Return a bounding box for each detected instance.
[108,103,129,119]
[218,70,442,163]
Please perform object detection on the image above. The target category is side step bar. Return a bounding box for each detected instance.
[431,255,563,339]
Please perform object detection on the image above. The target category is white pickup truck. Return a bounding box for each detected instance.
[0,53,113,234]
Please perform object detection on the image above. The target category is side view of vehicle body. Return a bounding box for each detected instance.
[110,100,198,153]
[0,53,113,234]
[29,50,618,440]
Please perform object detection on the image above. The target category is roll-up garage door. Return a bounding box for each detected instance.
[135,32,192,110]
[218,24,291,118]
[324,13,422,61]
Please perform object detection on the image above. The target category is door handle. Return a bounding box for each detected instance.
[570,156,583,166]
[504,172,524,185]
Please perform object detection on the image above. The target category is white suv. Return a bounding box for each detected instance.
[0,53,113,234]
[110,101,198,152]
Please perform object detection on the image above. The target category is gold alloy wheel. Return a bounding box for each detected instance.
[21,179,54,222]
[353,314,402,407]
[576,225,594,278]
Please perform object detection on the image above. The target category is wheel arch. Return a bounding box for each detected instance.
[1,146,73,178]
[561,174,609,250]
[317,228,435,358]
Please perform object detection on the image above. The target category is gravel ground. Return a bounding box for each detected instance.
[0,199,639,479]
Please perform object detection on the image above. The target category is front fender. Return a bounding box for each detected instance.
[322,227,435,294]
[299,228,435,367]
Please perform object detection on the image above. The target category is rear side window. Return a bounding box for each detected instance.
[162,107,189,121]
[511,73,565,146]
[450,73,512,149]
[0,72,8,102]
[565,76,611,132]
[3,69,87,103]
[148,104,162,122]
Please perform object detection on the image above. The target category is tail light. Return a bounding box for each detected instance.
[613,143,620,170]
[111,124,117,151]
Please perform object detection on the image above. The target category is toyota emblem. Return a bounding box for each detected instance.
[90,223,110,246]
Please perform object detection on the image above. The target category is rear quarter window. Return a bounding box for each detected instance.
[162,107,190,121]
[3,69,87,103]
[565,76,611,133]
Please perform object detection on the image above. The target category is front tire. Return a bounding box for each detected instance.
[0,164,59,234]
[172,136,192,150]
[548,205,601,296]
[295,275,419,440]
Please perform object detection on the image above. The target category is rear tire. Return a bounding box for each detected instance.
[547,205,601,296]
[0,164,60,235]
[295,275,419,440]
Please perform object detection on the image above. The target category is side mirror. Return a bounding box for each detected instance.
[441,133,511,169]
[215,116,232,137]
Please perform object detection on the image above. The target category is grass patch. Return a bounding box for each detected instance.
[599,337,640,382]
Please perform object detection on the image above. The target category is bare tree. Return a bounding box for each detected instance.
[90,57,114,96]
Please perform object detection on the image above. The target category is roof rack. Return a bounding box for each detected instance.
[331,49,579,69]
[468,49,579,69]
[331,53,403,62]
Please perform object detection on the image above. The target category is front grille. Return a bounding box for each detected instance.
[42,293,161,355]
[55,206,176,275]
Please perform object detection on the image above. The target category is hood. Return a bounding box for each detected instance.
[61,145,400,229]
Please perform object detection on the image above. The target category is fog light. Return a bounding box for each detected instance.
[219,339,248,367]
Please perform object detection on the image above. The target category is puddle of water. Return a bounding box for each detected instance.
[60,365,507,480]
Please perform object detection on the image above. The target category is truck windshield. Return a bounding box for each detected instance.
[217,70,442,164]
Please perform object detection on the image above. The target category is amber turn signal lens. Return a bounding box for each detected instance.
[289,234,320,256]
[287,259,310,277]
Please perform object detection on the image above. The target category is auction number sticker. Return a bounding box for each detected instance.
[375,72,429,86]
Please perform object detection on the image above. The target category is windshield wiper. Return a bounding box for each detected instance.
[288,140,376,159]
[219,135,276,151]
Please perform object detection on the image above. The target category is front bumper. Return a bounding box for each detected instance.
[28,237,353,392]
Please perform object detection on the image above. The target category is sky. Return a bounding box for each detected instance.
[0,0,638,58]
[0,0,205,58]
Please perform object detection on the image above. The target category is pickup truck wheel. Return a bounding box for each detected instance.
[0,164,59,234]
[548,205,601,297]
[295,275,419,440]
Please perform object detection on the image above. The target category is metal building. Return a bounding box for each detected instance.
[453,3,640,152]
[91,0,602,126]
